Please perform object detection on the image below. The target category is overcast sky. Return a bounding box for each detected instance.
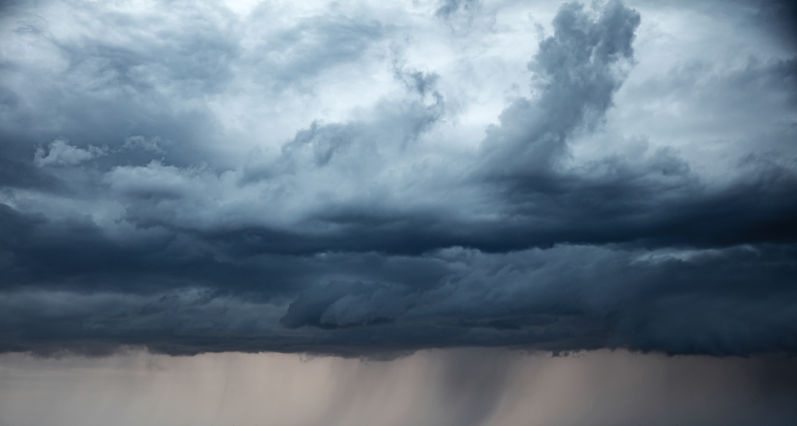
[1,0,796,368]
[2,0,797,424]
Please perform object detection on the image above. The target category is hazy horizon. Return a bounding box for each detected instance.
[3,348,797,426]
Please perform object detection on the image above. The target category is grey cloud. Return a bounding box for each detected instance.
[482,0,640,174]
[1,244,795,357]
[656,0,797,47]
[248,14,385,90]
[34,139,104,167]
[757,0,797,46]
[0,3,236,169]
[620,55,797,143]
[0,0,795,358]
[392,61,441,99]
[436,0,481,19]
[280,280,411,329]
[0,133,57,190]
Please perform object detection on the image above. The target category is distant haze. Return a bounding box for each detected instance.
[2,349,797,426]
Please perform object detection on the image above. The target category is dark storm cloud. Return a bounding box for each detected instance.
[2,244,796,356]
[757,1,797,46]
[0,0,796,357]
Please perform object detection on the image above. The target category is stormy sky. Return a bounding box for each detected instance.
[2,0,797,424]
[1,0,797,359]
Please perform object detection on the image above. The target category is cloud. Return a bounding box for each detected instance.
[0,0,795,357]
[436,0,481,20]
[33,139,104,167]
[248,14,386,90]
[1,243,796,356]
[480,0,640,173]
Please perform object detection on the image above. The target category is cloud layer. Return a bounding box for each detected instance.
[0,0,795,356]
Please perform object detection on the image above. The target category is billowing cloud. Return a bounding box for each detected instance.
[2,244,795,356]
[33,139,104,167]
[0,0,795,357]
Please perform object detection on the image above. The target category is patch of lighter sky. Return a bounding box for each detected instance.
[578,1,797,183]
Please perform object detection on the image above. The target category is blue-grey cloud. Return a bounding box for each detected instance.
[436,0,480,19]
[0,0,795,357]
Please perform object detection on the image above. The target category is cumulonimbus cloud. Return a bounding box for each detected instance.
[0,0,795,357]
